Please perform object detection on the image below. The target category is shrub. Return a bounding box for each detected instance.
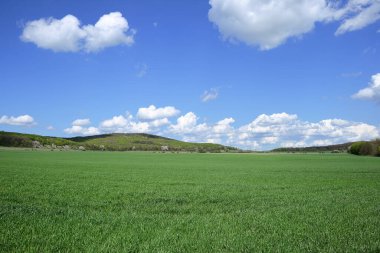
[348,142,365,155]
[0,135,32,147]
[349,141,376,156]
[360,142,376,156]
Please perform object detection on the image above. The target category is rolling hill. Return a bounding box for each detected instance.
[271,140,380,156]
[271,142,353,153]
[0,131,238,153]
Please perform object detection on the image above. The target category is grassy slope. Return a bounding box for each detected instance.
[70,133,235,152]
[1,150,379,252]
[0,131,236,152]
[0,131,76,147]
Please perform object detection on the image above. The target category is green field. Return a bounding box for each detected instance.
[0,150,379,252]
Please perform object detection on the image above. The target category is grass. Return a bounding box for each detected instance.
[0,150,379,252]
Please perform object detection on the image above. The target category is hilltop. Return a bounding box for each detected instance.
[0,131,238,153]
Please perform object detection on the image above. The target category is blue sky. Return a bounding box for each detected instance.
[0,0,379,150]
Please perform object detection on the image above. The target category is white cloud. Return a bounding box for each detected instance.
[169,112,198,134]
[83,12,135,52]
[250,113,297,125]
[21,12,134,53]
[206,138,222,144]
[311,139,334,146]
[64,125,100,135]
[261,136,279,144]
[137,105,180,121]
[61,106,379,150]
[21,15,85,52]
[208,0,331,50]
[352,73,380,102]
[201,88,219,102]
[99,114,155,133]
[0,115,35,126]
[167,112,379,150]
[335,1,380,35]
[128,122,150,133]
[238,132,250,140]
[213,118,235,134]
[345,123,380,140]
[169,112,209,135]
[150,118,170,127]
[47,125,55,130]
[100,115,129,128]
[64,106,178,136]
[72,118,91,126]
[64,117,99,135]
[281,140,308,148]
[234,113,379,150]
[208,0,380,50]
[169,114,235,145]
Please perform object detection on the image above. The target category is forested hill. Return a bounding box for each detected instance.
[271,142,353,153]
[0,131,238,153]
[271,140,380,156]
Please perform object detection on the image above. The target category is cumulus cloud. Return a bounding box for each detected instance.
[167,112,379,150]
[168,113,235,145]
[213,118,235,134]
[63,105,179,136]
[352,73,380,102]
[99,114,155,133]
[100,115,128,128]
[251,113,297,125]
[21,12,135,53]
[169,112,209,134]
[137,105,180,121]
[209,0,330,50]
[64,125,100,135]
[261,136,279,144]
[72,118,91,126]
[234,113,379,150]
[20,15,85,52]
[201,88,219,102]
[0,115,35,126]
[208,0,380,50]
[64,117,99,135]
[62,105,379,150]
[150,118,170,127]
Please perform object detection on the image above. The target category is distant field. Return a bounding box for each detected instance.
[0,150,379,252]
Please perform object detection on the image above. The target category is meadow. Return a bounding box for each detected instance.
[0,149,379,252]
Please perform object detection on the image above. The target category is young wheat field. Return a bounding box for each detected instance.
[0,149,379,252]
